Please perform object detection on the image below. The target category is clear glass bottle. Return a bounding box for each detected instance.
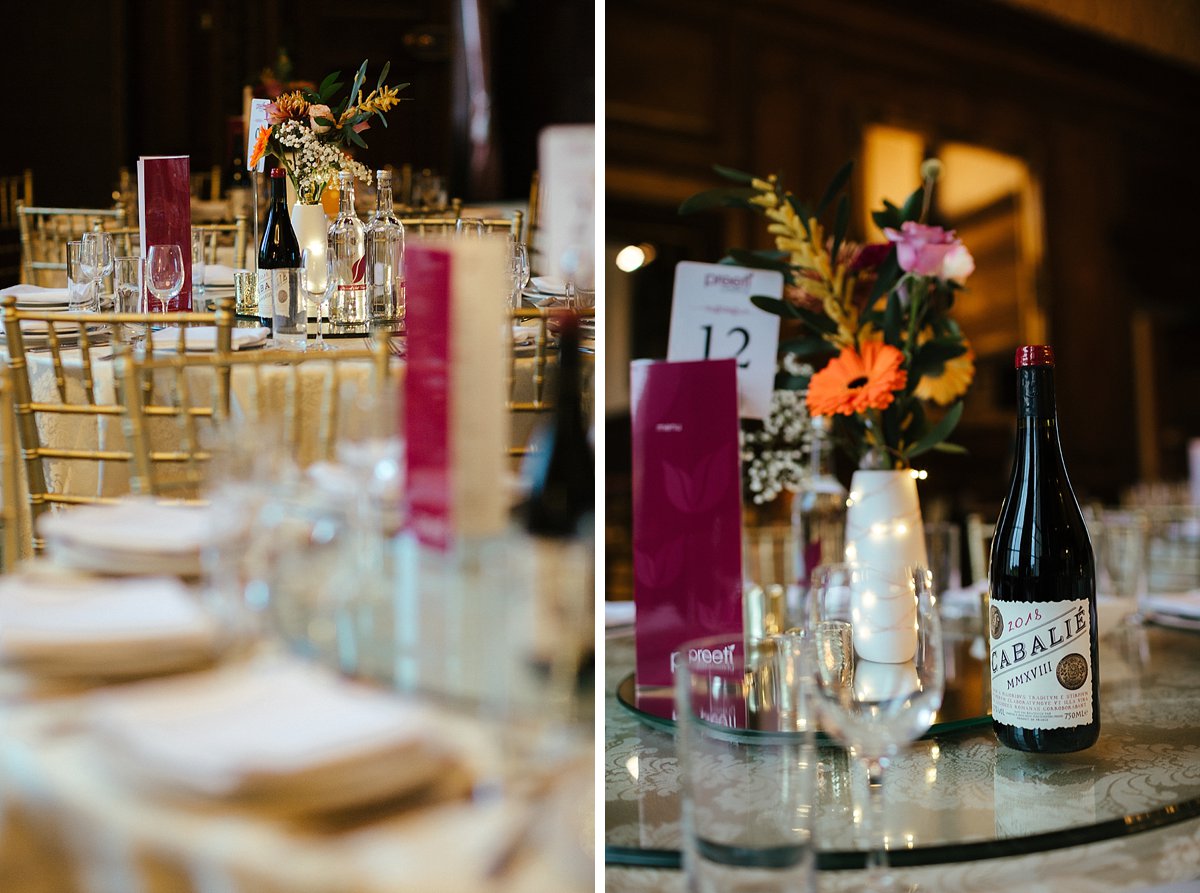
[327,170,367,326]
[365,169,405,328]
[791,416,847,602]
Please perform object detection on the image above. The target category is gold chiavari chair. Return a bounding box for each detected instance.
[107,216,250,270]
[190,165,223,202]
[526,170,541,271]
[400,210,522,239]
[1,169,34,231]
[17,202,127,286]
[0,295,233,552]
[508,306,594,457]
[115,339,394,498]
[1,366,22,570]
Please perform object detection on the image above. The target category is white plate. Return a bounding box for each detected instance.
[150,325,269,352]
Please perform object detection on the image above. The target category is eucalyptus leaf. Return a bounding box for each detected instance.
[712,164,757,185]
[909,340,969,381]
[931,442,968,454]
[727,249,792,274]
[313,116,337,128]
[867,252,899,304]
[817,160,853,216]
[678,187,758,215]
[872,200,904,231]
[883,290,902,347]
[750,295,800,318]
[347,127,368,149]
[791,303,838,334]
[318,70,342,98]
[831,195,849,265]
[376,61,391,91]
[907,402,964,458]
[901,186,924,222]
[348,59,368,105]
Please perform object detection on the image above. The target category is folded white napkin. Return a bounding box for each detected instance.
[605,600,636,628]
[89,659,466,811]
[202,263,237,286]
[1142,590,1200,620]
[530,276,567,295]
[0,284,72,305]
[0,573,218,677]
[512,323,539,345]
[151,325,269,352]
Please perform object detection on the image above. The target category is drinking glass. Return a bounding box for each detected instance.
[191,229,207,303]
[676,632,816,892]
[300,248,334,351]
[146,244,185,317]
[80,231,114,309]
[805,562,944,887]
[65,240,96,312]
[1090,509,1148,626]
[508,241,531,308]
[454,217,485,238]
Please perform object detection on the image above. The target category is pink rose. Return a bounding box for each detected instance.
[883,222,974,283]
[309,104,334,134]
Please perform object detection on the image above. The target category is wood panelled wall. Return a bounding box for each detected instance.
[607,0,1200,506]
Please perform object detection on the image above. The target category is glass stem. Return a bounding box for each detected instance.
[863,755,894,888]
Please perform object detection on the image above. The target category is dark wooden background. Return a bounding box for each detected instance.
[3,0,593,207]
[606,0,1200,521]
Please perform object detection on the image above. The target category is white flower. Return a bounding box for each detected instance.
[941,243,975,284]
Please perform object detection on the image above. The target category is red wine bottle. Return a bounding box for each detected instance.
[258,167,301,331]
[989,345,1099,752]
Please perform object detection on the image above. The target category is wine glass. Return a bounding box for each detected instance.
[146,244,185,320]
[301,247,334,351]
[191,229,208,304]
[805,562,944,888]
[80,231,114,311]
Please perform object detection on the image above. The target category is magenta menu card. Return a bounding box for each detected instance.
[137,155,193,310]
[403,239,508,550]
[631,357,744,689]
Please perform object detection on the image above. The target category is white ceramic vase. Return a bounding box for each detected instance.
[291,202,328,314]
[843,469,928,663]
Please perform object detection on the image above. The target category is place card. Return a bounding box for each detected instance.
[403,238,508,550]
[137,155,194,310]
[631,358,744,689]
[666,261,783,420]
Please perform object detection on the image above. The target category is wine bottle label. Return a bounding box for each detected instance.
[989,597,1093,730]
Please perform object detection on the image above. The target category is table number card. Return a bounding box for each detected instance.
[246,99,272,172]
[667,261,784,420]
[137,156,193,311]
[403,238,508,550]
[631,357,743,689]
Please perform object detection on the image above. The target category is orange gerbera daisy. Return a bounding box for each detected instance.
[806,340,908,416]
[249,125,271,169]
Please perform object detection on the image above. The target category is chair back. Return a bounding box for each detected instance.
[115,338,394,498]
[17,203,127,286]
[508,306,594,457]
[0,365,21,569]
[526,170,541,271]
[399,211,522,239]
[108,216,249,271]
[0,295,232,551]
[1,169,33,230]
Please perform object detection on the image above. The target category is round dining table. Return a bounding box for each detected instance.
[604,616,1200,892]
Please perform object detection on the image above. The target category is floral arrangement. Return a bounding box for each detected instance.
[741,367,815,506]
[682,159,976,471]
[249,60,408,204]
